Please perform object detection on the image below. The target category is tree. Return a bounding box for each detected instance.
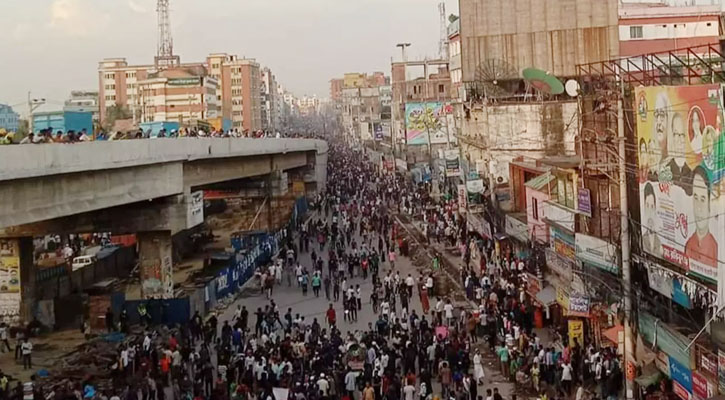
[102,105,131,132]
[15,119,29,143]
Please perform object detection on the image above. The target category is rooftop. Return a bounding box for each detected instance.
[619,3,722,18]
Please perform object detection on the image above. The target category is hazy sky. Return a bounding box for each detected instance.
[0,0,458,113]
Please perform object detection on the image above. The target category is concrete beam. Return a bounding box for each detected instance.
[183,152,308,188]
[0,163,184,230]
[0,198,188,237]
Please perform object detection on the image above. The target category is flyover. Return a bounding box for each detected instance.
[0,138,328,318]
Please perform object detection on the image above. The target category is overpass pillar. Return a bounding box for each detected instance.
[137,231,174,299]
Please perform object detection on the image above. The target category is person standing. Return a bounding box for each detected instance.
[21,338,32,370]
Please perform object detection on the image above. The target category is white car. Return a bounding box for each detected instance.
[72,255,96,271]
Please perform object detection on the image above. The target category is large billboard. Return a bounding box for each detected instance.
[405,102,455,145]
[0,239,21,316]
[636,84,725,282]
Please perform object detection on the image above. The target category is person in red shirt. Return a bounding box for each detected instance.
[685,167,718,269]
[326,304,336,328]
[168,334,177,351]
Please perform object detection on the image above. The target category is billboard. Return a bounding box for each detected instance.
[405,102,455,145]
[0,239,21,316]
[635,85,725,282]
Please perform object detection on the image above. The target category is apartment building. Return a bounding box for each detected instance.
[137,69,219,124]
[261,67,278,132]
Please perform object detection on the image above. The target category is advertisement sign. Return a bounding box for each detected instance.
[718,349,725,394]
[568,320,584,348]
[692,371,709,399]
[577,188,592,216]
[568,293,590,315]
[701,352,718,377]
[525,272,541,297]
[656,351,671,376]
[374,123,383,141]
[405,102,455,145]
[0,239,21,316]
[187,190,204,228]
[544,201,576,232]
[575,233,619,273]
[556,286,570,309]
[551,227,576,260]
[395,158,408,171]
[546,248,574,282]
[673,278,692,309]
[670,356,693,393]
[635,85,724,282]
[444,149,461,177]
[457,185,467,211]
[673,381,692,400]
[467,179,484,194]
[647,267,673,299]
[168,77,201,86]
[505,215,529,243]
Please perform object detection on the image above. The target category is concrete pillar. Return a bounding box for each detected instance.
[137,231,174,299]
[15,238,34,322]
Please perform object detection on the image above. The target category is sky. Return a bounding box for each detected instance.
[0,0,459,113]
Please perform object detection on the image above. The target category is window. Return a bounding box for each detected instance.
[707,22,712,27]
[532,198,539,220]
[630,26,643,39]
[438,84,445,94]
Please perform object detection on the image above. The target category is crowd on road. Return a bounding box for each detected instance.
[0,133,622,400]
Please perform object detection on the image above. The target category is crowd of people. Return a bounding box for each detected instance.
[0,132,622,400]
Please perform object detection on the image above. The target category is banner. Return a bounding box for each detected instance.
[444,149,460,177]
[575,233,619,273]
[457,185,467,210]
[405,102,455,145]
[635,85,725,282]
[0,239,21,316]
[467,179,484,194]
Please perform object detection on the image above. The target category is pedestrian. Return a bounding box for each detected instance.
[21,338,32,370]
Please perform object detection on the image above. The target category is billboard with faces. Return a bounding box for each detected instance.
[635,84,725,282]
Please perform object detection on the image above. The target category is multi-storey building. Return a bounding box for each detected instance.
[99,53,262,132]
[137,69,219,124]
[64,91,100,122]
[260,67,278,133]
[298,95,320,116]
[0,104,20,132]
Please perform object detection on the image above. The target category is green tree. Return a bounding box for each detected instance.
[102,105,131,132]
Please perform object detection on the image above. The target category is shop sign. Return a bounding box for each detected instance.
[656,351,671,377]
[575,233,620,274]
[186,190,204,229]
[568,293,590,315]
[546,248,573,282]
[673,380,692,400]
[467,179,484,194]
[444,149,461,177]
[718,349,725,394]
[551,227,576,260]
[505,215,529,243]
[692,371,709,399]
[669,356,693,393]
[701,352,718,377]
[168,77,201,86]
[556,286,569,309]
[525,273,541,297]
[577,188,592,216]
[395,158,407,171]
[647,266,673,299]
[457,185,467,211]
[544,201,576,232]
[468,213,492,239]
[673,278,693,309]
[568,320,584,348]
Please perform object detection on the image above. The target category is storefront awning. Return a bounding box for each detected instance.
[634,363,662,387]
[603,324,623,345]
[535,286,557,306]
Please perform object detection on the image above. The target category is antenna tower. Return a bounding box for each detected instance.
[155,0,180,68]
[438,2,448,60]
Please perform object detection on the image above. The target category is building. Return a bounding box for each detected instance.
[137,69,219,124]
[298,95,320,116]
[99,54,263,132]
[32,110,93,135]
[619,3,722,57]
[261,67,278,132]
[330,79,343,103]
[206,54,262,132]
[447,17,462,93]
[0,104,20,132]
[64,91,99,122]
[458,0,619,81]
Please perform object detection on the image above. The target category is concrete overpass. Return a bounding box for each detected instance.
[0,138,328,317]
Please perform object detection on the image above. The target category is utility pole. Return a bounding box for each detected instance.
[618,80,634,400]
[27,92,46,137]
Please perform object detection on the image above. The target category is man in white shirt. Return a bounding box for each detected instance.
[317,373,330,396]
[444,301,454,326]
[21,338,32,370]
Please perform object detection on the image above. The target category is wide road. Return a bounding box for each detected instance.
[215,209,515,399]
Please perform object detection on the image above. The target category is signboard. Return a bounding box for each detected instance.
[568,293,590,315]
[168,77,201,86]
[656,351,671,377]
[468,213,491,239]
[577,188,592,216]
[575,233,620,273]
[551,227,576,260]
[187,190,204,228]
[405,102,455,145]
[647,267,673,299]
[546,248,574,282]
[673,278,692,309]
[374,123,383,141]
[395,158,408,171]
[457,185,467,211]
[692,371,709,399]
[505,215,529,243]
[544,201,576,232]
[718,349,725,394]
[635,85,724,283]
[444,149,461,177]
[0,239,21,316]
[673,380,692,400]
[525,272,541,297]
[467,179,484,193]
[670,356,693,393]
[568,320,584,348]
[701,352,718,377]
[556,286,570,309]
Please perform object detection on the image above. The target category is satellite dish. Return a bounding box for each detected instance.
[473,59,517,99]
[522,68,565,95]
[565,80,580,97]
